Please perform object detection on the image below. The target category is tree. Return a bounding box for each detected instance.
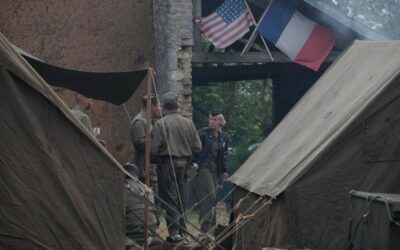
[192,79,273,173]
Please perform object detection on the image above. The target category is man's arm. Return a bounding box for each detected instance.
[81,115,93,134]
[191,124,202,154]
[131,120,146,152]
[222,133,229,180]
[151,122,162,157]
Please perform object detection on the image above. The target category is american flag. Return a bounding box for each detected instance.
[196,0,254,48]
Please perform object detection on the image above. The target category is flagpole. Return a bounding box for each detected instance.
[241,0,274,61]
[143,68,152,250]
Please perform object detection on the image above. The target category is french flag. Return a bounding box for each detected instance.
[258,0,336,71]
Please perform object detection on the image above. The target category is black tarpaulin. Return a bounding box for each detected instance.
[24,56,147,105]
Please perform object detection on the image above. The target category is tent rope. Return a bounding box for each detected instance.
[125,69,273,250]
[125,205,172,249]
[160,183,234,236]
[220,198,272,247]
[123,103,132,123]
[214,196,262,242]
[151,71,187,228]
[127,183,217,249]
[197,186,237,227]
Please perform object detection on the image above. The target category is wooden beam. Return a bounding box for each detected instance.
[193,64,274,85]
[192,51,341,64]
[192,63,332,85]
[192,0,202,52]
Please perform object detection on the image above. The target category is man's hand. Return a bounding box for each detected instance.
[223,172,228,181]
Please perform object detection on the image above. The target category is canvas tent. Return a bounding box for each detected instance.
[230,41,400,249]
[0,32,147,249]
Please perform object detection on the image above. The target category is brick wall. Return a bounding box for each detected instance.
[0,0,155,163]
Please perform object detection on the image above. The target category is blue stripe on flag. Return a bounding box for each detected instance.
[258,0,296,44]
[216,0,247,24]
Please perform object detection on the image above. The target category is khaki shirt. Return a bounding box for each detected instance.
[130,110,149,178]
[152,111,202,158]
[71,105,93,134]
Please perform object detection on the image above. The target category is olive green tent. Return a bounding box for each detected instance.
[230,41,400,249]
[0,32,146,249]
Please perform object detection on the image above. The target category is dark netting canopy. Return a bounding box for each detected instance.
[23,54,147,105]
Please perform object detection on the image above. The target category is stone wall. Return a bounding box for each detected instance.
[153,0,194,117]
[0,0,154,163]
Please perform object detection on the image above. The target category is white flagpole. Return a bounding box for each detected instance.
[241,0,274,61]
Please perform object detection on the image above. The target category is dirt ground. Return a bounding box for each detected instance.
[157,201,230,239]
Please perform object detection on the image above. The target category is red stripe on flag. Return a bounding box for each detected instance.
[213,17,251,48]
[217,25,249,48]
[208,14,249,43]
[201,12,219,25]
[202,18,225,33]
[294,25,336,71]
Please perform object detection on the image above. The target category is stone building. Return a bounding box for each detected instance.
[0,0,194,163]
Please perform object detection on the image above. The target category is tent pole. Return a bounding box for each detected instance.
[144,68,152,250]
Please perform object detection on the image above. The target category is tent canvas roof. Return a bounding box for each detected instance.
[230,40,400,197]
[0,32,147,249]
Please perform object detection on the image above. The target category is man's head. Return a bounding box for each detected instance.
[123,163,139,178]
[141,95,160,117]
[75,94,93,111]
[162,92,179,110]
[209,110,225,130]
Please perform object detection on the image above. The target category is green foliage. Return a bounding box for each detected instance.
[192,79,273,173]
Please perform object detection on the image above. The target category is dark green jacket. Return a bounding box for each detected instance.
[194,127,229,176]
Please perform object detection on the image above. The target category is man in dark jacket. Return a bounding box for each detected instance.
[194,111,229,233]
[152,92,202,239]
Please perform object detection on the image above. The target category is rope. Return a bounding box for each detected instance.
[216,196,268,243]
[123,103,132,123]
[125,205,172,249]
[197,184,238,229]
[215,196,262,242]
[346,196,379,250]
[136,69,274,250]
[151,71,187,228]
[219,198,272,247]
[127,183,214,249]
[160,182,224,236]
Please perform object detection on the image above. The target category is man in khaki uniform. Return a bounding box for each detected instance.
[71,94,93,133]
[152,92,202,238]
[130,95,160,185]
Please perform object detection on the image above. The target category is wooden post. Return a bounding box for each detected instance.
[193,0,202,52]
[241,0,274,61]
[143,69,152,250]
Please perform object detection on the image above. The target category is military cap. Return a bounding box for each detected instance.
[123,162,139,178]
[162,92,179,109]
[141,94,158,104]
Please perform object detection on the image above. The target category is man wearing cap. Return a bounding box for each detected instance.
[71,94,93,133]
[131,95,160,185]
[123,163,162,249]
[152,92,202,239]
